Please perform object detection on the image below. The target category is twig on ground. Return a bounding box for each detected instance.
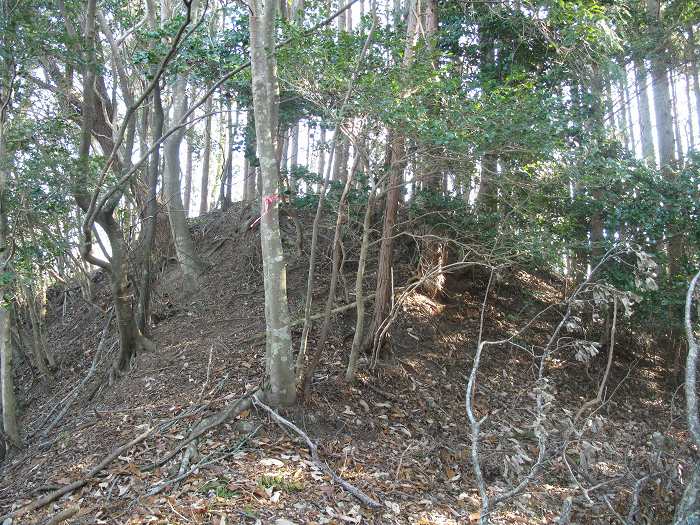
[0,427,153,523]
[252,394,382,509]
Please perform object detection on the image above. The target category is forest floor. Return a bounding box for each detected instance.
[0,203,693,524]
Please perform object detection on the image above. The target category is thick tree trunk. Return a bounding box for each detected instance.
[250,0,296,406]
[199,94,213,215]
[164,75,203,291]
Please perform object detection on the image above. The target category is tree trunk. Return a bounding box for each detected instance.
[477,17,497,215]
[0,50,20,446]
[689,25,700,135]
[649,0,683,374]
[199,94,213,215]
[0,306,19,446]
[367,133,404,353]
[74,0,153,375]
[302,142,357,397]
[164,75,203,291]
[317,127,326,181]
[184,133,193,216]
[250,0,296,407]
[634,58,656,162]
[670,70,684,164]
[346,163,374,382]
[137,81,164,334]
[621,63,636,152]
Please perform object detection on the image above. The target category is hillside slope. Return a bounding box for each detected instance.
[0,204,691,524]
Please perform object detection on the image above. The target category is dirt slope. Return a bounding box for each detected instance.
[0,203,691,524]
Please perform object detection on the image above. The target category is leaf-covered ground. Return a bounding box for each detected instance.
[0,204,692,524]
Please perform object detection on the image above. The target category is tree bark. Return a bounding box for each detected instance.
[137,85,164,333]
[634,58,656,162]
[367,133,404,353]
[346,161,374,382]
[250,0,296,406]
[199,94,213,215]
[0,42,20,445]
[164,75,202,291]
[184,133,193,216]
[74,0,153,375]
[648,0,683,373]
[477,16,497,215]
[689,25,700,136]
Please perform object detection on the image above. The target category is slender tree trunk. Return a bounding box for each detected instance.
[0,306,19,446]
[689,25,700,136]
[290,122,299,194]
[199,94,213,215]
[346,165,374,382]
[0,48,20,446]
[687,66,696,150]
[184,133,193,216]
[317,127,326,181]
[367,133,404,353]
[670,70,684,164]
[590,65,605,262]
[164,75,202,291]
[634,58,656,162]
[250,0,296,406]
[302,142,358,397]
[137,80,164,334]
[75,0,153,375]
[221,99,234,210]
[621,63,636,152]
[477,19,497,214]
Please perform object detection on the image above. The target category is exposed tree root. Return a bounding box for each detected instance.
[252,393,382,509]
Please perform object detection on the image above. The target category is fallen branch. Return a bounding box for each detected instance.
[0,428,153,522]
[42,505,80,525]
[43,310,115,437]
[147,424,261,496]
[149,391,255,469]
[252,394,381,509]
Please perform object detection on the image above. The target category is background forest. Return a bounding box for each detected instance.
[1,0,700,523]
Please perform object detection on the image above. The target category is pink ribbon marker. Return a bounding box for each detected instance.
[250,193,280,229]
